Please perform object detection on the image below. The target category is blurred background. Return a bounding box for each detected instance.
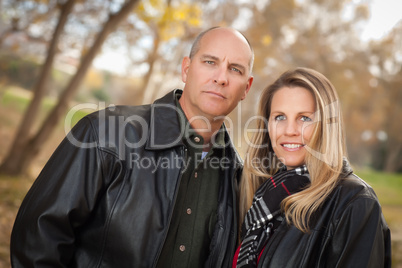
[0,0,401,267]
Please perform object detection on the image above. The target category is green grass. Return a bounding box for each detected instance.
[1,87,56,114]
[1,88,33,112]
[1,87,90,127]
[356,169,402,206]
[356,169,402,250]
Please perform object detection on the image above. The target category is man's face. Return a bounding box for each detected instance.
[179,28,253,121]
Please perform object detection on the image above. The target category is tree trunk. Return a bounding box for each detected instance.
[0,0,141,176]
[0,0,77,175]
[384,141,402,173]
[141,30,161,104]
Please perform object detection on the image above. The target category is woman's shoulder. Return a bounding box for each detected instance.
[337,173,378,199]
[329,173,382,217]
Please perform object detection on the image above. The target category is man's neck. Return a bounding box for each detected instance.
[178,98,224,147]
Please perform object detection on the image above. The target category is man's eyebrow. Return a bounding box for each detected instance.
[200,54,247,73]
[200,54,219,61]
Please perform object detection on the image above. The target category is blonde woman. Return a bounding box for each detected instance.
[234,68,391,267]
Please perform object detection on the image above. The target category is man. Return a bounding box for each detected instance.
[10,26,254,267]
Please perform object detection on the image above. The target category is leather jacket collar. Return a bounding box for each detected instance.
[146,89,185,150]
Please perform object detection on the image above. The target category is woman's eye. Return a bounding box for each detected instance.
[301,116,312,122]
[275,115,286,121]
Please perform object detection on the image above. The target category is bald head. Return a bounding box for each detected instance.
[189,27,254,73]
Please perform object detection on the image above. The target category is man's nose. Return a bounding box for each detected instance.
[214,67,228,86]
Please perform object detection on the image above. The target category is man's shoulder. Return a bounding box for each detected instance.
[65,104,153,151]
[82,90,178,122]
[86,104,152,121]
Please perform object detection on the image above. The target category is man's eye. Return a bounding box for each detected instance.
[231,67,241,73]
[205,60,214,64]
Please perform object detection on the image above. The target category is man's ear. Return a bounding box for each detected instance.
[241,76,254,100]
[181,56,191,83]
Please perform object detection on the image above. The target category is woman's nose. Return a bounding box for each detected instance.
[284,121,300,136]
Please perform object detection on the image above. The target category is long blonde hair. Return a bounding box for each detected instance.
[240,67,346,233]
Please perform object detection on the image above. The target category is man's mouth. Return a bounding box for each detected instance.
[205,91,226,99]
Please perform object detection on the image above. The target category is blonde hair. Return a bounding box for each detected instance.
[240,67,346,233]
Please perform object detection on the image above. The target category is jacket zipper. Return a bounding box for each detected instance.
[152,146,187,267]
[257,219,286,268]
[208,164,240,267]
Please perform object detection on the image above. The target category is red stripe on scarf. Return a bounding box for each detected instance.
[281,182,291,195]
[270,177,276,187]
[232,244,265,268]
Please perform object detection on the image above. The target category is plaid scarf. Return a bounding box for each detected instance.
[236,166,310,268]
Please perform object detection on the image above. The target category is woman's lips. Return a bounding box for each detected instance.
[281,143,304,151]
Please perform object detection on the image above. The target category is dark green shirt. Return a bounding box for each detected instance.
[156,93,225,268]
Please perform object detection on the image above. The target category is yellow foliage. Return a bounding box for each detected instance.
[175,10,186,21]
[160,23,184,41]
[11,43,20,52]
[179,4,202,27]
[149,0,163,8]
[136,1,202,41]
[85,69,104,90]
[159,4,202,41]
[33,0,50,3]
[261,35,272,46]
[136,0,166,23]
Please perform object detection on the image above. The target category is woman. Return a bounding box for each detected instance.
[234,68,391,267]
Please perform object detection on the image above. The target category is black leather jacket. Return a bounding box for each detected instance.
[257,165,391,267]
[10,90,242,268]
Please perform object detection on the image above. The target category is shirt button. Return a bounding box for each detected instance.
[179,245,186,252]
[194,172,198,178]
[186,208,192,215]
[194,137,201,143]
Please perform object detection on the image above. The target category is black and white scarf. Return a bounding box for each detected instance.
[236,166,310,268]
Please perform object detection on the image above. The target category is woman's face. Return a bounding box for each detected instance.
[268,86,316,170]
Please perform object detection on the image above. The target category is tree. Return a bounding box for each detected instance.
[127,0,203,103]
[368,22,402,172]
[0,0,141,175]
[235,0,398,168]
[0,0,58,49]
[0,0,77,175]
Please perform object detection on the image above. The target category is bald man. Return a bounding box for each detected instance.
[11,27,254,268]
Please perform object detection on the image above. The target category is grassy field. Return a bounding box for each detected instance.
[356,170,402,206]
[0,87,401,267]
[356,169,402,267]
[1,87,89,127]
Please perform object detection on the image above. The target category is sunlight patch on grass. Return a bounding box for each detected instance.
[1,87,56,113]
